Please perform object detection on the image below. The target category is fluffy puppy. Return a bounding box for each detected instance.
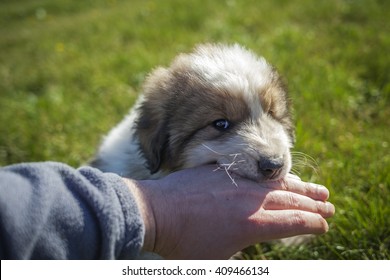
[91,43,294,185]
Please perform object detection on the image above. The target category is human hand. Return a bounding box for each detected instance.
[126,165,335,259]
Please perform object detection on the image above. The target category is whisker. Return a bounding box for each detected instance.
[236,143,250,147]
[289,167,301,176]
[290,150,319,176]
[291,151,318,165]
[201,143,226,156]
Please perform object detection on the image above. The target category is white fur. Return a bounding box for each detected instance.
[92,98,165,179]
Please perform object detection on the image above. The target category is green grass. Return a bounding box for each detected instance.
[1,0,389,259]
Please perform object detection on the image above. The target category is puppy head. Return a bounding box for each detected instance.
[136,43,294,181]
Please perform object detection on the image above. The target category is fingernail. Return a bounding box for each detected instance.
[313,184,329,200]
[327,202,336,215]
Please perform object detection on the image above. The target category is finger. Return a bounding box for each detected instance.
[262,190,335,218]
[248,210,329,242]
[264,177,330,201]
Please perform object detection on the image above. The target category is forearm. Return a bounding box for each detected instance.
[0,162,144,259]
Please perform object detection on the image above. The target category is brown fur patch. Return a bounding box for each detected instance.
[259,70,294,142]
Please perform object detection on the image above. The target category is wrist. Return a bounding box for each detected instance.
[123,178,156,253]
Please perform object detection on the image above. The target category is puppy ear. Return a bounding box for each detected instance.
[137,112,168,174]
[136,67,172,174]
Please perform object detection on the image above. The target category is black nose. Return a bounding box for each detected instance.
[258,157,284,179]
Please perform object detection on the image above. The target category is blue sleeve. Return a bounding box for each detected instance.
[0,162,144,259]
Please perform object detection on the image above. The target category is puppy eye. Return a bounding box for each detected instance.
[212,119,231,131]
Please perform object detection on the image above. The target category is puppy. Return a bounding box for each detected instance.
[91,43,294,184]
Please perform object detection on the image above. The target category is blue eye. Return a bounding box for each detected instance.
[213,119,231,131]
